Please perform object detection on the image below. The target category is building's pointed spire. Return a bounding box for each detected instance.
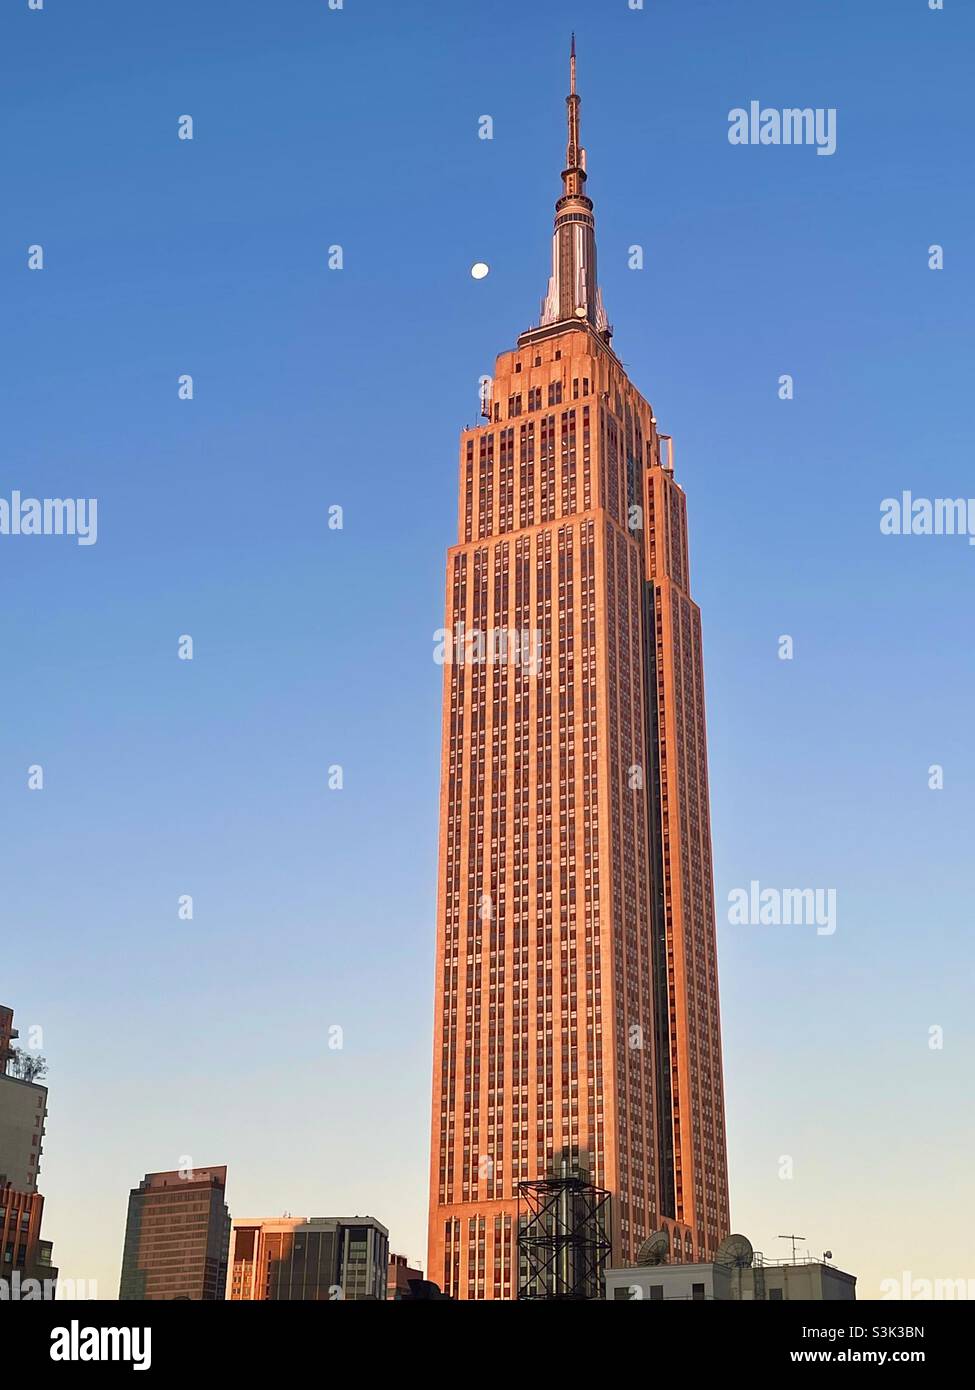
[536,37,611,341]
[566,33,581,180]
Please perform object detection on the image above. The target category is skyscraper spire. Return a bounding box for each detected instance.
[566,33,581,180]
[538,37,610,340]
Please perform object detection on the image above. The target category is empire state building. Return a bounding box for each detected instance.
[428,41,731,1299]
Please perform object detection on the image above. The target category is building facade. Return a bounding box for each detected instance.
[0,1006,16,1069]
[606,1252,857,1301]
[0,1047,48,1196]
[427,43,731,1298]
[0,1074,47,1194]
[118,1166,230,1301]
[0,1182,44,1282]
[228,1216,388,1301]
[0,1003,56,1287]
[388,1252,424,1300]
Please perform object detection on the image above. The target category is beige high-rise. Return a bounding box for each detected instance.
[428,41,730,1298]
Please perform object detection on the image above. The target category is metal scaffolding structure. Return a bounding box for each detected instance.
[517,1162,612,1300]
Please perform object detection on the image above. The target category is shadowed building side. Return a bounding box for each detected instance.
[118,1167,230,1301]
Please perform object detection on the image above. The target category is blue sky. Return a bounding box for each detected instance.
[2,0,972,1296]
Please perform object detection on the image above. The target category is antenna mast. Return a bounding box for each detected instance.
[777,1234,806,1264]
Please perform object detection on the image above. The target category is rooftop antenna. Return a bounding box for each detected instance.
[715,1233,754,1301]
[715,1233,754,1270]
[636,1230,671,1267]
[777,1234,805,1264]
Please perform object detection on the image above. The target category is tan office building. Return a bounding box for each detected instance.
[428,41,730,1297]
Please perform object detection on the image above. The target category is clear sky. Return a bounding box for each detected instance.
[2,0,972,1299]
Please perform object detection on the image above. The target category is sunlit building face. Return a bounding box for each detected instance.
[427,43,731,1299]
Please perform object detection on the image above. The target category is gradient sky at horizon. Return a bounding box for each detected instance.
[2,0,973,1297]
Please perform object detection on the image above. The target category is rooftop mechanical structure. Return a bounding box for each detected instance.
[517,1161,612,1301]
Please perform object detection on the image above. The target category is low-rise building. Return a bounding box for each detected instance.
[228,1216,388,1301]
[605,1232,856,1301]
[388,1252,424,1300]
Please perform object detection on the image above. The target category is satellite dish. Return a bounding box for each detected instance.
[715,1233,754,1269]
[636,1230,670,1266]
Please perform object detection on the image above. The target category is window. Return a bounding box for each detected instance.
[613,1286,632,1301]
[692,1282,705,1301]
[649,1285,663,1301]
[769,1287,784,1301]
